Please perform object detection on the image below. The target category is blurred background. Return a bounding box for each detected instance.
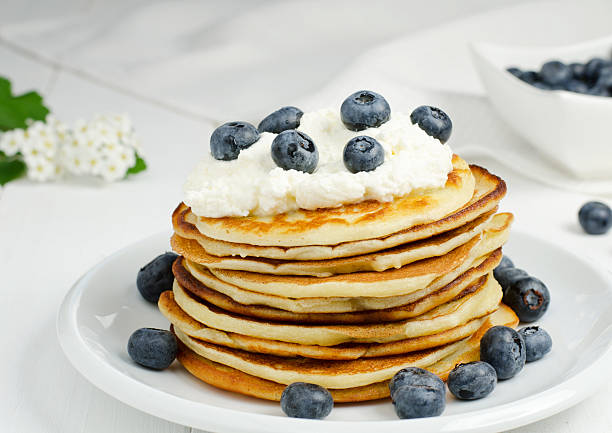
[2,1,612,432]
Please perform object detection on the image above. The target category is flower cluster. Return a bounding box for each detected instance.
[0,114,144,182]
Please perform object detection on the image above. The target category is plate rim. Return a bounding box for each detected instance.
[57,229,612,433]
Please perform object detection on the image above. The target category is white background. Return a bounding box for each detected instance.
[1,1,611,432]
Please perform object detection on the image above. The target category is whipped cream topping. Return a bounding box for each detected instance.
[184,108,453,218]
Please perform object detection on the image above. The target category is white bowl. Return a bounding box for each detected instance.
[471,35,612,180]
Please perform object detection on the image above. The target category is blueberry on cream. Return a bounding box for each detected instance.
[271,130,319,173]
[343,136,384,173]
[210,121,260,161]
[340,90,391,131]
[258,106,303,134]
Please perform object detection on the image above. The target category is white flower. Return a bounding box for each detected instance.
[25,155,58,182]
[99,156,128,182]
[0,128,25,156]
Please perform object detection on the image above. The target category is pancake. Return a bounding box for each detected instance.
[160,289,489,360]
[173,251,500,324]
[206,213,512,299]
[173,304,519,397]
[171,209,494,277]
[181,231,505,314]
[190,155,475,247]
[171,273,502,346]
[173,164,505,260]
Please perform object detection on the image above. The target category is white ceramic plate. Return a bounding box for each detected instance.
[57,230,612,433]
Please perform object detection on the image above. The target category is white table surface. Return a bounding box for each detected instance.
[1,1,611,432]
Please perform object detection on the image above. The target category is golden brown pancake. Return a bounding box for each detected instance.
[205,213,511,298]
[173,304,519,401]
[171,210,494,277]
[172,250,500,324]
[171,273,502,346]
[160,289,489,360]
[189,155,475,247]
[173,164,505,260]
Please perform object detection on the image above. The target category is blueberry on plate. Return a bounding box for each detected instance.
[127,328,177,370]
[539,60,572,87]
[447,361,497,400]
[578,201,612,235]
[493,267,528,295]
[496,255,514,271]
[271,130,319,173]
[503,276,550,323]
[280,382,333,419]
[518,326,553,362]
[506,67,523,78]
[343,136,384,173]
[532,81,551,90]
[258,106,303,134]
[210,121,260,161]
[389,367,445,400]
[410,106,453,144]
[480,325,526,380]
[595,66,612,91]
[392,384,445,419]
[137,252,178,303]
[340,90,391,131]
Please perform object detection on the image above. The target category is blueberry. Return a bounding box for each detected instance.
[578,201,612,234]
[584,58,610,82]
[595,66,612,91]
[540,61,572,86]
[493,267,528,295]
[210,121,260,161]
[480,326,526,380]
[507,67,523,78]
[518,326,553,362]
[392,385,445,419]
[127,328,177,370]
[410,106,452,144]
[343,136,384,173]
[503,277,550,322]
[569,62,586,80]
[389,367,445,400]
[137,252,178,303]
[532,81,551,90]
[565,79,590,94]
[258,106,303,134]
[280,382,333,419]
[271,130,318,173]
[497,255,514,270]
[447,361,497,400]
[586,85,610,97]
[519,71,539,85]
[340,90,391,131]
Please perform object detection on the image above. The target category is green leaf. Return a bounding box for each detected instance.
[0,77,50,132]
[0,153,27,185]
[126,154,147,176]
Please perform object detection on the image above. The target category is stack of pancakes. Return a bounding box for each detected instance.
[160,155,518,402]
